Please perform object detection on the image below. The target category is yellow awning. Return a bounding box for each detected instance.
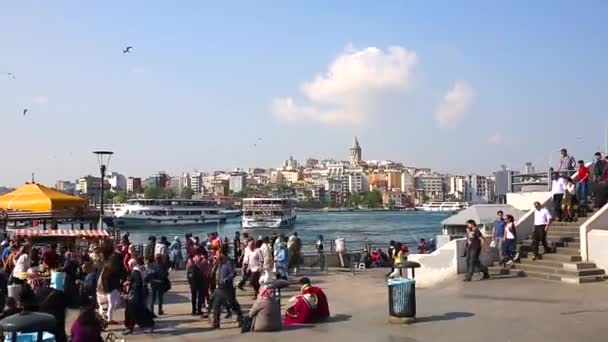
[0,183,88,212]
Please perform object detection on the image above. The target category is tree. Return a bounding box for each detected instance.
[180,188,194,199]
[145,186,163,199]
[365,190,382,208]
[114,191,128,203]
[164,189,177,199]
[387,198,396,210]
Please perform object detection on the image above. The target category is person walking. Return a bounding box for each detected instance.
[260,237,273,284]
[386,241,396,278]
[211,250,243,329]
[551,173,565,221]
[532,201,553,261]
[288,234,301,276]
[237,238,253,291]
[492,211,507,262]
[170,237,183,270]
[186,254,205,315]
[242,240,262,299]
[123,259,155,335]
[155,236,170,267]
[275,241,288,280]
[576,160,590,212]
[563,177,578,222]
[557,148,576,176]
[144,236,156,265]
[502,214,518,266]
[463,220,489,281]
[233,232,242,267]
[315,235,325,272]
[147,254,169,316]
[334,237,346,268]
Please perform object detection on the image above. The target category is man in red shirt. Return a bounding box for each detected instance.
[577,160,590,211]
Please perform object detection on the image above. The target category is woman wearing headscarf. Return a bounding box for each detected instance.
[284,292,316,326]
[170,237,183,270]
[275,241,288,280]
[248,286,282,332]
[123,258,155,335]
[70,305,104,342]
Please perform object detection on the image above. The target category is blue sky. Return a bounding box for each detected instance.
[1,1,607,187]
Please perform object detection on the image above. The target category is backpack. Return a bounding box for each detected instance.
[187,263,201,286]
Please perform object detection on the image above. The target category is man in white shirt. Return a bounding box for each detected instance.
[155,236,170,265]
[532,201,553,260]
[551,173,565,221]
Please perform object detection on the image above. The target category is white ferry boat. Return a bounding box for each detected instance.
[415,202,469,212]
[113,199,227,228]
[242,198,296,229]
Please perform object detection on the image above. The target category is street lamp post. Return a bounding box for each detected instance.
[93,151,114,228]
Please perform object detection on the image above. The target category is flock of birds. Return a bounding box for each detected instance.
[6,45,265,148]
[4,46,135,117]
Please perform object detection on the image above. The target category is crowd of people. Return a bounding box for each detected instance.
[0,230,336,339]
[552,150,608,222]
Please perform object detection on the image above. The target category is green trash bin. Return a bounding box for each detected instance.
[388,278,416,323]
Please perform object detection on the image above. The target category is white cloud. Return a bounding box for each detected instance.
[488,132,504,145]
[272,46,418,125]
[435,80,475,128]
[32,96,49,105]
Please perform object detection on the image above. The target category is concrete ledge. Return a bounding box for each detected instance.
[389,316,416,324]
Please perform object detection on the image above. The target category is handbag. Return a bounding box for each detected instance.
[162,278,171,293]
[240,316,252,333]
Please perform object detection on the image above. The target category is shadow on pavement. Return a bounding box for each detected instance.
[324,314,352,323]
[414,312,474,323]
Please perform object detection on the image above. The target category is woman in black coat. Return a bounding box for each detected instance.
[123,258,155,335]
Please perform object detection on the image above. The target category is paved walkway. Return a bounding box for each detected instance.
[68,269,608,342]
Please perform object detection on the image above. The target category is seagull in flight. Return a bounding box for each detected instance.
[123,46,133,54]
[3,72,15,79]
[23,108,28,116]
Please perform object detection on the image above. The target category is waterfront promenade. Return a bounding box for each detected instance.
[66,268,608,342]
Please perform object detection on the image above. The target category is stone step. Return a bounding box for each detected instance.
[554,241,581,248]
[546,226,580,233]
[551,222,583,228]
[546,235,580,242]
[515,263,605,277]
[519,258,598,270]
[541,253,582,262]
[545,231,580,238]
[487,266,525,278]
[522,240,580,249]
[562,274,607,284]
[555,247,580,255]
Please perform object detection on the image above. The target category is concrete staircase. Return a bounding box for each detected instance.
[490,216,606,284]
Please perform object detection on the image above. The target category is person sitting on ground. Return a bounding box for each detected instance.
[70,305,104,342]
[247,286,282,332]
[417,239,427,254]
[300,277,329,322]
[284,291,316,326]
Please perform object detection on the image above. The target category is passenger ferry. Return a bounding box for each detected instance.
[112,199,227,228]
[242,198,297,229]
[415,201,469,212]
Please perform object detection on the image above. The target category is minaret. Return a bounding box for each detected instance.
[350,136,362,166]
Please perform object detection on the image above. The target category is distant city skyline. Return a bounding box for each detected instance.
[2,2,607,187]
